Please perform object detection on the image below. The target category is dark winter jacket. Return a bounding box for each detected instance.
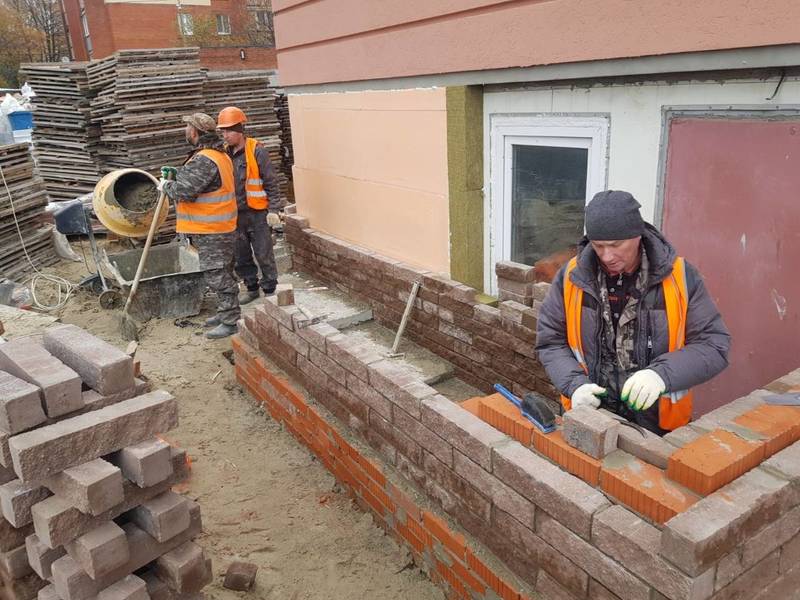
[535,224,731,404]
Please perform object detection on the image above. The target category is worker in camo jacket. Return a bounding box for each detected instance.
[217,106,283,305]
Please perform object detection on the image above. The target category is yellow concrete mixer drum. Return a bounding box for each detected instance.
[93,168,169,238]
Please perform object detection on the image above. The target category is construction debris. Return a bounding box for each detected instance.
[0,144,56,278]
[0,324,211,600]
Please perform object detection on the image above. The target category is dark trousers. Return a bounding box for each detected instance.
[192,233,241,326]
[234,209,277,292]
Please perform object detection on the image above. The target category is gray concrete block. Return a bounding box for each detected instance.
[0,479,50,527]
[0,543,32,579]
[563,406,619,459]
[0,431,10,467]
[32,448,187,549]
[38,584,60,600]
[43,325,135,396]
[0,462,15,485]
[1,514,31,552]
[128,491,190,543]
[44,458,124,516]
[0,338,83,419]
[97,575,149,600]
[9,390,178,482]
[0,370,46,435]
[65,521,130,581]
[223,561,257,591]
[25,533,66,580]
[81,378,150,412]
[110,439,172,488]
[154,541,212,594]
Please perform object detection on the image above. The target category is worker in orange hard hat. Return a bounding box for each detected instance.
[217,106,282,305]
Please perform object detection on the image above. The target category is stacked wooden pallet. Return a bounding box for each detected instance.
[0,144,56,279]
[17,62,102,202]
[274,91,294,184]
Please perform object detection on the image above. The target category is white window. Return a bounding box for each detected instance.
[216,14,231,35]
[487,115,609,294]
[178,13,193,36]
[254,10,270,30]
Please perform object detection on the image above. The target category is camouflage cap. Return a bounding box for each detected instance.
[182,113,217,133]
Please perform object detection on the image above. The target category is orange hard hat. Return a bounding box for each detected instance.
[217,106,247,128]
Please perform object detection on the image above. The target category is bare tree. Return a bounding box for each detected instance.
[3,0,68,62]
[177,0,275,49]
[0,2,45,86]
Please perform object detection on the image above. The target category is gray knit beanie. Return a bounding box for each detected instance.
[585,190,645,241]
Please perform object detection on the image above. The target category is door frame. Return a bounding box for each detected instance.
[655,104,800,229]
[486,114,609,295]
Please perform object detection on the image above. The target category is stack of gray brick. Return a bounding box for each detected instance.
[0,326,212,600]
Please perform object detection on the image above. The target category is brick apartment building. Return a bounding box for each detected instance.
[60,0,277,69]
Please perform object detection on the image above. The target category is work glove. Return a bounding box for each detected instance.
[621,369,665,411]
[570,383,606,410]
[156,178,167,192]
[267,212,281,227]
[160,166,177,180]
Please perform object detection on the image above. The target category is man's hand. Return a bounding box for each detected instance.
[570,383,606,410]
[621,369,665,411]
[267,212,280,227]
[156,178,168,193]
[160,166,177,180]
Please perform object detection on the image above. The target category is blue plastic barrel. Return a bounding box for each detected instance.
[8,111,33,130]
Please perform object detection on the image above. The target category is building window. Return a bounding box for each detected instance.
[487,115,609,293]
[178,13,194,36]
[254,10,270,30]
[216,14,231,35]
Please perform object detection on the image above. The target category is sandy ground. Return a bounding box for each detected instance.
[21,250,444,600]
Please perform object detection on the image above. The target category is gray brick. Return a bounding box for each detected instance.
[495,261,536,283]
[38,584,60,600]
[10,390,178,482]
[110,438,173,489]
[0,338,83,418]
[128,491,190,543]
[0,370,46,435]
[761,438,800,485]
[592,505,714,600]
[43,458,123,516]
[0,514,31,552]
[275,283,294,306]
[327,337,383,381]
[713,550,779,600]
[0,479,50,527]
[43,324,134,395]
[780,533,800,573]
[563,407,619,459]
[367,360,418,403]
[97,575,149,600]
[660,467,797,576]
[535,570,582,600]
[390,381,437,421]
[25,532,65,579]
[65,520,130,580]
[154,541,212,594]
[420,395,506,470]
[614,416,674,469]
[223,561,258,591]
[347,372,392,421]
[492,439,610,539]
[278,325,310,356]
[0,543,32,579]
[393,407,453,467]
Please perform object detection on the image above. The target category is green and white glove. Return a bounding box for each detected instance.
[160,166,177,180]
[570,383,606,410]
[621,369,665,411]
[267,212,281,227]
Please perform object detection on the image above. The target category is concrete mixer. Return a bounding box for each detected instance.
[92,168,168,237]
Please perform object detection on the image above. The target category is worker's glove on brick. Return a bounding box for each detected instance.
[621,369,665,411]
[267,212,280,227]
[160,166,177,180]
[570,383,606,410]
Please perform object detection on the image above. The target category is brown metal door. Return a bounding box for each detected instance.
[661,115,800,415]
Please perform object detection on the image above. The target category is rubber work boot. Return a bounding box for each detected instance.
[206,323,237,339]
[239,289,260,305]
[204,315,221,328]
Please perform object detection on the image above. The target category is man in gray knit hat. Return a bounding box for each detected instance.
[535,190,730,434]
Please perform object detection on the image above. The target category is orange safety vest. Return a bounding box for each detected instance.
[561,256,693,431]
[244,137,269,211]
[176,149,237,235]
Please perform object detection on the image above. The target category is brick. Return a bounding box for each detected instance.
[347,372,392,421]
[780,533,800,573]
[0,370,46,435]
[393,408,453,467]
[51,501,201,600]
[128,491,190,543]
[421,395,506,471]
[660,467,796,576]
[760,437,800,486]
[478,393,535,446]
[275,283,294,306]
[733,404,800,457]
[497,277,534,297]
[496,261,536,283]
[600,451,699,525]
[327,337,384,382]
[38,584,60,600]
[0,514,31,552]
[453,451,535,528]
[65,520,130,580]
[262,297,300,330]
[0,479,50,527]
[667,429,765,496]
[493,439,610,539]
[533,429,602,486]
[423,452,491,522]
[25,533,65,579]
[537,513,651,600]
[753,559,800,600]
[612,413,675,469]
[592,505,714,600]
[43,325,135,395]
[154,541,212,594]
[10,391,178,482]
[391,381,437,421]
[367,360,419,403]
[110,438,172,488]
[0,462,13,485]
[713,550,779,600]
[536,570,582,600]
[741,505,800,576]
[32,447,187,549]
[689,390,769,434]
[664,426,703,449]
[81,378,150,412]
[563,407,619,459]
[0,338,83,418]
[223,561,258,591]
[44,458,123,516]
[298,321,340,353]
[0,543,32,579]
[97,575,149,600]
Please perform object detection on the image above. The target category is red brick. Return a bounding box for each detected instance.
[478,393,534,446]
[396,521,426,554]
[733,404,800,457]
[601,451,699,525]
[423,510,467,560]
[667,429,765,496]
[534,429,602,486]
[459,397,482,417]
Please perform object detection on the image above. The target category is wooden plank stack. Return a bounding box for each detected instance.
[0,144,56,279]
[274,91,294,184]
[17,63,102,203]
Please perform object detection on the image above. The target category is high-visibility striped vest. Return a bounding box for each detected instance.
[244,137,268,211]
[176,149,237,235]
[561,256,693,431]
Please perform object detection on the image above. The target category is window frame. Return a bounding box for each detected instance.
[216,13,231,35]
[178,12,194,36]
